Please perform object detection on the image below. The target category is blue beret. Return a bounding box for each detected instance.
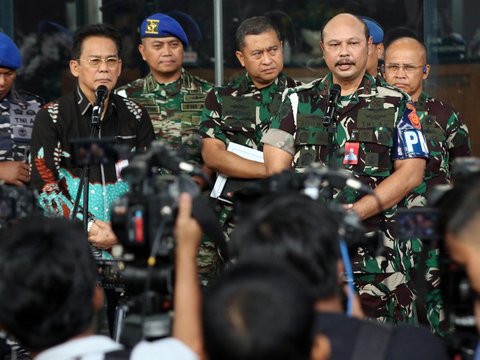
[140,13,189,48]
[0,32,21,70]
[362,17,384,44]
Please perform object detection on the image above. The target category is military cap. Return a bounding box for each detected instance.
[362,17,384,44]
[0,32,21,70]
[140,13,189,48]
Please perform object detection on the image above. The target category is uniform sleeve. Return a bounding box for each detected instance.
[392,101,430,160]
[198,88,228,144]
[262,91,297,155]
[30,107,80,219]
[445,110,471,160]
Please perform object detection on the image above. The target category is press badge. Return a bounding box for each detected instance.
[343,142,359,165]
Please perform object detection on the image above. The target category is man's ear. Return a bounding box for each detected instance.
[337,259,345,284]
[235,50,245,67]
[92,286,104,312]
[376,43,385,60]
[69,59,80,78]
[138,43,146,61]
[311,334,331,360]
[422,64,431,80]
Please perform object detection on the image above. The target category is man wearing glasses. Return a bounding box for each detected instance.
[384,36,471,335]
[30,24,155,257]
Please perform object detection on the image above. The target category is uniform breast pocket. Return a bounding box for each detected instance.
[220,118,255,144]
[355,127,394,176]
[294,127,328,146]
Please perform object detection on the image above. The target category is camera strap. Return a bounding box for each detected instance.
[351,321,393,360]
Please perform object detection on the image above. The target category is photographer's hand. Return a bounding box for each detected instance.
[173,193,204,358]
[0,161,30,186]
[88,220,118,250]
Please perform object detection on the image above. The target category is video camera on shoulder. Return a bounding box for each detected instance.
[233,162,378,254]
[396,157,480,358]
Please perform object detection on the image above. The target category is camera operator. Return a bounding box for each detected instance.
[230,193,448,360]
[0,193,202,360]
[442,179,480,359]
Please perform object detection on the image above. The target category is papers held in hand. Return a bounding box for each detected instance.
[210,142,264,204]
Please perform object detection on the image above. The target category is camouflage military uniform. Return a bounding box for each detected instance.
[115,69,212,167]
[116,69,216,279]
[403,91,471,335]
[263,72,429,324]
[0,90,43,162]
[199,72,302,236]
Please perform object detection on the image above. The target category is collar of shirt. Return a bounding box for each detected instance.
[236,72,288,97]
[34,335,122,360]
[75,86,118,118]
[321,72,376,100]
[143,68,187,97]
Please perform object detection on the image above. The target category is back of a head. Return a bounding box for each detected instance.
[231,194,342,300]
[0,217,97,353]
[203,260,315,360]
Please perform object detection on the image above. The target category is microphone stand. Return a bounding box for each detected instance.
[71,96,104,240]
[323,85,340,201]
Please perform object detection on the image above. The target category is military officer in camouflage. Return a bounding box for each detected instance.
[199,16,301,237]
[116,12,216,281]
[262,13,429,324]
[115,12,213,186]
[0,32,43,186]
[384,36,471,335]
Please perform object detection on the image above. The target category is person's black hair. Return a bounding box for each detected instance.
[231,193,342,300]
[235,16,281,50]
[202,260,315,360]
[321,13,369,43]
[0,217,97,353]
[71,23,123,59]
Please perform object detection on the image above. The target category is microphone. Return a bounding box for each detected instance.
[92,85,108,127]
[323,84,341,127]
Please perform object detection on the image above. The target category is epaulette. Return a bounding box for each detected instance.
[114,78,144,98]
[14,90,46,106]
[376,83,409,100]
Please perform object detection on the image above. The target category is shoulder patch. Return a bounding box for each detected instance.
[44,101,60,124]
[121,98,143,121]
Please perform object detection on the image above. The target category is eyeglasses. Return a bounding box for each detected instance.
[383,63,424,74]
[77,56,121,68]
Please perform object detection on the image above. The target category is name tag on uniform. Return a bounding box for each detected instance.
[10,103,38,142]
[343,142,359,165]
